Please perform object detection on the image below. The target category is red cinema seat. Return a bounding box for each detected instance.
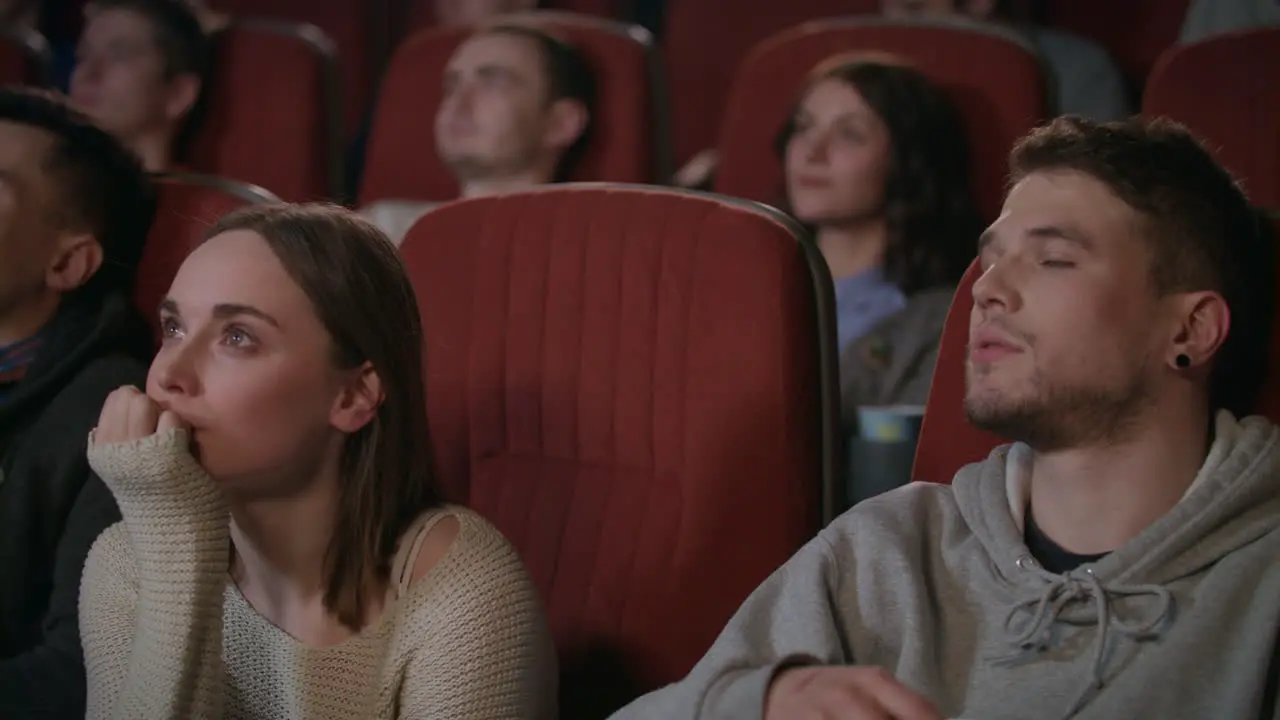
[0,27,51,87]
[135,173,279,342]
[661,0,880,167]
[189,20,341,202]
[1143,27,1280,208]
[911,259,1001,483]
[399,183,838,715]
[207,0,375,139]
[714,17,1049,220]
[361,11,667,206]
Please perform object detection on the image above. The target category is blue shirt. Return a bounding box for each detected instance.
[834,268,906,353]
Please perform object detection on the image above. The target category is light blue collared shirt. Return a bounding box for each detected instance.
[833,267,906,353]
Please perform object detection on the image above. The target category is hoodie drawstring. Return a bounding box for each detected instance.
[990,556,1175,718]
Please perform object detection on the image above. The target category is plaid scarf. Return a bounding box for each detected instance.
[0,333,42,386]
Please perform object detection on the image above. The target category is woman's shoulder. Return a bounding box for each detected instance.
[392,506,545,637]
[397,505,531,597]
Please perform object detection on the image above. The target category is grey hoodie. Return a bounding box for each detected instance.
[612,411,1280,719]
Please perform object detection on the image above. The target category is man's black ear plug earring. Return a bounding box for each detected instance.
[1176,353,1191,369]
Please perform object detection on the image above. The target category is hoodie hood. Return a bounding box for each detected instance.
[952,410,1280,716]
[955,410,1280,587]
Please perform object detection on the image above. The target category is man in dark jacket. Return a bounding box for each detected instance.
[0,88,154,718]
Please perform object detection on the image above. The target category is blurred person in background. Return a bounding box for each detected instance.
[434,0,535,25]
[362,23,594,245]
[69,0,209,173]
[779,54,981,411]
[881,0,1130,122]
[1180,0,1280,43]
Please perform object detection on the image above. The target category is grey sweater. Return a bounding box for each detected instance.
[612,411,1280,719]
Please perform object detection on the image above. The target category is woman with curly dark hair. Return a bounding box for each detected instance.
[779,53,983,407]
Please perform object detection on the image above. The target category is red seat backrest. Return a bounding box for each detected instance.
[189,20,340,202]
[1042,0,1190,91]
[135,173,279,342]
[661,0,880,166]
[409,0,622,28]
[361,11,665,205]
[0,27,51,87]
[207,0,374,138]
[400,183,837,715]
[1143,27,1280,208]
[918,209,1280,483]
[714,17,1049,221]
[912,259,1001,483]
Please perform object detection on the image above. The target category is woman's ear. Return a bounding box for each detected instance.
[330,362,384,433]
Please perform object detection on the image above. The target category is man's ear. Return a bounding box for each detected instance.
[45,233,103,293]
[542,98,589,154]
[165,73,201,125]
[1168,290,1231,370]
[330,362,385,434]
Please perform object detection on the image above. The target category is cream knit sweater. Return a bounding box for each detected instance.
[79,429,557,719]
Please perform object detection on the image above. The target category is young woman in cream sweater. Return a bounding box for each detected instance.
[79,203,557,719]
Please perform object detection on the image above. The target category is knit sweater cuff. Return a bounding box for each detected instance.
[87,428,228,548]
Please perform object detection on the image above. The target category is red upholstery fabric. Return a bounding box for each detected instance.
[400,184,830,714]
[1043,0,1189,90]
[408,0,620,28]
[361,12,659,205]
[713,18,1048,221]
[189,21,338,202]
[1143,28,1280,208]
[208,0,373,139]
[0,29,50,86]
[135,174,279,342]
[912,260,1001,483]
[661,0,879,166]
[919,210,1280,483]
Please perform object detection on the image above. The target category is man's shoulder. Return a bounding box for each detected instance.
[825,480,962,546]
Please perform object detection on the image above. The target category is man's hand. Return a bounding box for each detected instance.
[765,666,944,720]
[94,386,188,445]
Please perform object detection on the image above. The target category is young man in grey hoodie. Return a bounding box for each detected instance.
[612,115,1280,720]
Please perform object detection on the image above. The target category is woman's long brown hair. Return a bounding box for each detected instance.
[208,203,440,629]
